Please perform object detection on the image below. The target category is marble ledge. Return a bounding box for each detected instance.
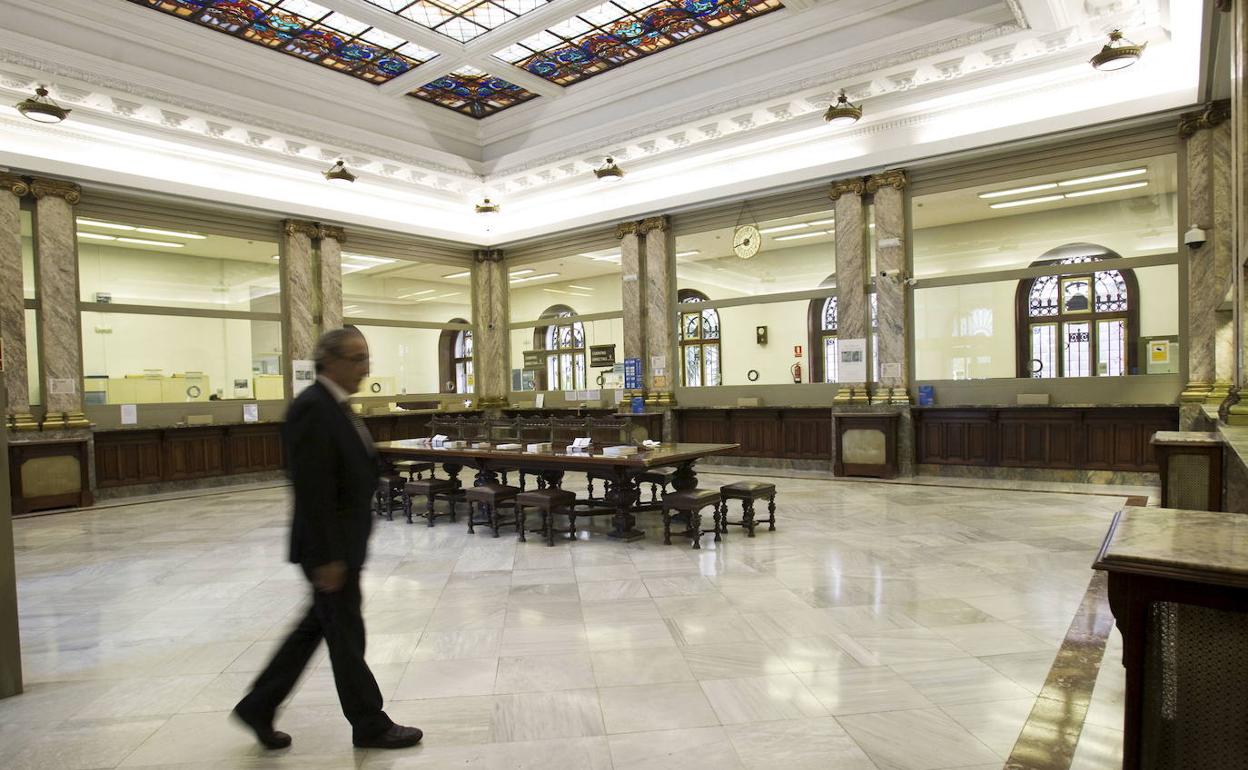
[1150,430,1222,446]
[1094,506,1248,589]
[913,403,1177,410]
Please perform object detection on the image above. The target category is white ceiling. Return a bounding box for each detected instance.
[0,0,1203,246]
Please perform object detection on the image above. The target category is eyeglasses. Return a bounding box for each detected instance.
[342,354,370,364]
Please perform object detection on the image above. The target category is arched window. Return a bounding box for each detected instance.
[438,319,473,394]
[534,305,586,391]
[678,289,721,386]
[806,284,878,383]
[1015,244,1138,378]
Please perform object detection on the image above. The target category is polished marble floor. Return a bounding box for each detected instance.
[3,472,1131,769]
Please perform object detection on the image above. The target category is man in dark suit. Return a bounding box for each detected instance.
[233,327,422,751]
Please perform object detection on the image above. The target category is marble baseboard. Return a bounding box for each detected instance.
[915,464,1158,487]
[92,471,286,503]
[697,455,832,472]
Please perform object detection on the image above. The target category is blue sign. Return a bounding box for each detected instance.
[630,396,645,414]
[624,357,642,390]
[917,385,934,406]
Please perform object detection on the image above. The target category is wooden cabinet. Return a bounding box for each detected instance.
[95,423,285,489]
[8,439,93,513]
[674,409,831,461]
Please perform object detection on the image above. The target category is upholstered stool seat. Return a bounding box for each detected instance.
[393,460,434,480]
[375,474,406,521]
[661,488,722,549]
[718,481,777,537]
[636,469,676,503]
[515,488,577,546]
[465,483,521,538]
[404,478,458,526]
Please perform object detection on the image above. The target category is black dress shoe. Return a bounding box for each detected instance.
[231,704,292,750]
[353,724,423,749]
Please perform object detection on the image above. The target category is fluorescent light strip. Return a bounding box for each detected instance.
[398,289,436,298]
[675,250,700,258]
[808,219,835,226]
[567,284,593,290]
[1062,181,1148,198]
[136,227,206,239]
[116,237,184,247]
[542,288,567,294]
[978,183,1059,200]
[512,272,560,284]
[271,255,281,260]
[1058,168,1146,187]
[413,292,460,303]
[509,268,535,277]
[759,223,808,234]
[76,218,134,231]
[442,271,471,279]
[77,232,116,241]
[773,231,831,241]
[989,194,1066,209]
[343,253,397,264]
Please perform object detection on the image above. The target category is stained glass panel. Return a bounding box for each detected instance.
[361,0,552,42]
[821,297,837,332]
[823,336,838,382]
[1029,323,1057,378]
[496,0,784,86]
[1028,275,1059,317]
[1093,271,1129,312]
[1063,321,1091,377]
[704,343,721,386]
[1097,318,1126,376]
[684,345,702,387]
[129,0,435,83]
[700,308,720,340]
[409,67,538,117]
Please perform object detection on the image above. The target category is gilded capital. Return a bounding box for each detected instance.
[615,220,640,239]
[865,169,907,194]
[638,215,669,235]
[0,173,29,198]
[1179,100,1231,138]
[474,249,504,263]
[282,219,319,238]
[29,178,81,204]
[829,176,867,202]
[317,224,346,243]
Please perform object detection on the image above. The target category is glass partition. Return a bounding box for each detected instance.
[509,254,622,323]
[509,317,623,393]
[352,325,454,397]
[343,256,472,322]
[20,209,34,299]
[25,308,38,407]
[675,209,835,298]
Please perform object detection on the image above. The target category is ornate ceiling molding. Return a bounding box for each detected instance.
[615,221,640,239]
[638,216,670,235]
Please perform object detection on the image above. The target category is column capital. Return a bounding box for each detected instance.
[829,176,867,202]
[0,173,29,198]
[1179,100,1231,138]
[282,219,318,238]
[615,220,640,239]
[638,215,669,235]
[29,178,80,204]
[317,224,346,242]
[865,169,908,194]
[474,249,504,262]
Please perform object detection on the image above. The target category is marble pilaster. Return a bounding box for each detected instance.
[831,177,869,404]
[0,174,29,418]
[1213,119,1235,402]
[617,221,644,368]
[641,216,675,405]
[471,250,509,407]
[31,179,84,423]
[317,225,345,333]
[280,219,317,399]
[866,171,910,405]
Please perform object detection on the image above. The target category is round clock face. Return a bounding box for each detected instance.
[733,224,761,260]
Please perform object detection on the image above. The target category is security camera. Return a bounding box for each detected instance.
[879,269,901,280]
[1185,226,1208,249]
[904,277,918,287]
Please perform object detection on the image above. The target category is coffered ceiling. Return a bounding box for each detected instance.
[0,0,1204,246]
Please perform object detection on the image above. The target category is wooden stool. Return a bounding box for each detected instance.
[718,481,777,537]
[375,474,406,521]
[661,488,721,549]
[636,469,676,503]
[465,483,521,538]
[393,460,434,480]
[515,488,576,547]
[404,478,458,526]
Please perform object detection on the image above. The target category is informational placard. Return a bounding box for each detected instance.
[881,363,901,380]
[242,403,259,423]
[522,350,543,369]
[590,344,616,368]
[1149,340,1170,364]
[838,338,868,383]
[624,357,642,390]
[48,378,77,396]
[650,355,666,372]
[292,359,315,396]
[535,393,545,408]
[120,404,137,425]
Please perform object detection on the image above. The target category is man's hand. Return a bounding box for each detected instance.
[312,561,347,593]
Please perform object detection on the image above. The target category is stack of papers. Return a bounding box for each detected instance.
[526,442,553,453]
[431,434,450,448]
[472,442,492,449]
[445,440,468,449]
[602,445,639,457]
[497,443,522,450]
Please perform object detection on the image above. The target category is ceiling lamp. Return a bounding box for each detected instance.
[475,197,500,215]
[323,160,356,185]
[16,86,70,124]
[1090,29,1145,71]
[823,91,861,127]
[594,157,624,182]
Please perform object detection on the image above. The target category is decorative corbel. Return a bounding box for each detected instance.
[474,249,504,263]
[1179,100,1231,138]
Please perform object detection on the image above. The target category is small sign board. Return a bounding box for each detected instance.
[624,357,642,390]
[590,344,616,368]
[522,350,544,370]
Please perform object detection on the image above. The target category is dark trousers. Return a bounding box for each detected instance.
[240,567,391,740]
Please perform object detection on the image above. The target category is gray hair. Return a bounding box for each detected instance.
[314,326,365,373]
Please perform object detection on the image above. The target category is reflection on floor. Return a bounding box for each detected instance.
[2,472,1132,769]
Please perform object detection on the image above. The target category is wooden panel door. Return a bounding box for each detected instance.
[94,431,163,488]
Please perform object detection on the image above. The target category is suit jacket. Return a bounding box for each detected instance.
[283,380,379,569]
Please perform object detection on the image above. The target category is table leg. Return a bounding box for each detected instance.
[473,460,498,487]
[540,469,564,490]
[607,468,644,541]
[671,460,698,492]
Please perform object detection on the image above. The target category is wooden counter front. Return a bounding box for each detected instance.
[673,408,831,461]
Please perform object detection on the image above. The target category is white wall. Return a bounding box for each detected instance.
[714,301,810,385]
[353,325,445,396]
[78,242,279,311]
[509,270,621,322]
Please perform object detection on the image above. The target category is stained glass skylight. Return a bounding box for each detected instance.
[130,0,438,83]
[494,0,783,86]
[360,1,554,43]
[409,66,538,117]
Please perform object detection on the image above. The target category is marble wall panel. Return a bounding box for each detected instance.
[472,254,509,402]
[1186,127,1216,386]
[318,227,344,333]
[618,224,644,364]
[834,186,868,383]
[0,176,28,414]
[642,217,674,395]
[32,184,82,414]
[1212,122,1235,383]
[280,220,316,394]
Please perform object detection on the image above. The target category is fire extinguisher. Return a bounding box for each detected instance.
[791,362,802,383]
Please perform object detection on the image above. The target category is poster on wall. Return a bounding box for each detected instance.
[1149,340,1170,364]
[292,359,315,397]
[838,338,868,382]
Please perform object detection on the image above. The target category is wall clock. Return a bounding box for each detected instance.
[733,224,761,260]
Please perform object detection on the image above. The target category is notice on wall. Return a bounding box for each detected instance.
[243,403,259,423]
[49,378,77,396]
[1149,340,1170,364]
[292,359,315,397]
[590,344,616,368]
[838,338,868,383]
[881,363,901,380]
[120,404,137,425]
[535,393,545,408]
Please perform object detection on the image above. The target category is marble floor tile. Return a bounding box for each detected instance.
[493,653,596,694]
[838,708,1002,770]
[608,726,743,770]
[499,624,589,656]
[1,717,167,770]
[941,696,1035,757]
[380,694,496,748]
[118,711,264,766]
[798,666,935,715]
[727,716,876,770]
[891,657,1036,705]
[590,647,696,688]
[585,620,677,651]
[490,688,605,742]
[598,682,719,734]
[930,622,1054,658]
[665,613,761,647]
[680,641,791,680]
[392,657,498,700]
[765,635,861,673]
[699,673,827,724]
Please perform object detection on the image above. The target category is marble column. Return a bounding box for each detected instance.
[831,177,869,404]
[1180,103,1232,405]
[617,221,644,372]
[0,430,21,698]
[1213,119,1235,400]
[31,179,86,427]
[280,219,317,400]
[0,174,30,423]
[317,225,345,333]
[866,170,911,405]
[471,250,509,407]
[641,216,675,406]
